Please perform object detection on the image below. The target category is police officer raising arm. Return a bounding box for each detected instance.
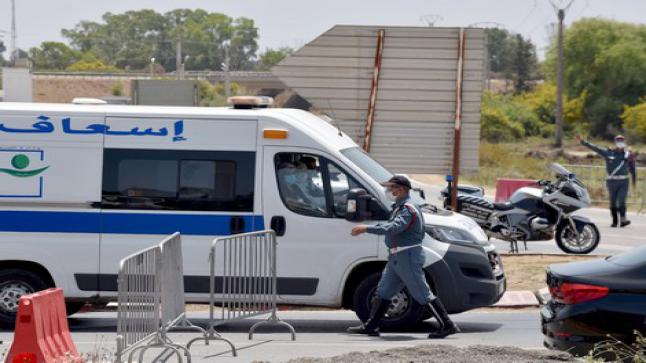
[348,175,459,339]
[576,134,637,227]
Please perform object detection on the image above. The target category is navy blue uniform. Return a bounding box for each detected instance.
[366,196,435,305]
[581,140,636,224]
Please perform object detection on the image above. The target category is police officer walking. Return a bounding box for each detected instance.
[347,175,459,338]
[577,135,636,227]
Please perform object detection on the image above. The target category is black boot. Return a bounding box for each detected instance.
[610,207,618,228]
[619,206,631,227]
[347,297,390,336]
[427,298,460,339]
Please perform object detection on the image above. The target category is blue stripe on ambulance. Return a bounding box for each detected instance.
[0,210,264,235]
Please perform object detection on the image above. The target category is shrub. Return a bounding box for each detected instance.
[111,82,124,96]
[622,99,646,142]
[198,80,246,107]
[481,92,526,142]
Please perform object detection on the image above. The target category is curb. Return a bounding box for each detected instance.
[493,290,541,307]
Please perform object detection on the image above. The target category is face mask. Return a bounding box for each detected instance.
[385,188,398,202]
[283,174,297,184]
[616,142,626,149]
[296,172,308,183]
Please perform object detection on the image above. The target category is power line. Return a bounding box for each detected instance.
[512,0,538,32]
[11,0,16,62]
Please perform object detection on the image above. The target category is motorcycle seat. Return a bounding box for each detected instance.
[457,195,494,209]
[493,202,514,211]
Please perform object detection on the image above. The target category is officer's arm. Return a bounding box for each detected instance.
[366,207,413,235]
[581,140,609,157]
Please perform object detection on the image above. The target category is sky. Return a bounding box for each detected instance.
[1,0,645,61]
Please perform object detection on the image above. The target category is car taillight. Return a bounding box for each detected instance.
[549,282,609,304]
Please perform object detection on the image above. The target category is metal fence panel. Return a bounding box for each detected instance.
[116,234,192,363]
[115,245,162,361]
[187,230,295,354]
[159,232,187,327]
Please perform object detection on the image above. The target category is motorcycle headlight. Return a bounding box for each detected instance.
[426,225,484,245]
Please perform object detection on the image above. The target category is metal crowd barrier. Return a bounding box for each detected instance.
[187,230,296,353]
[115,233,193,363]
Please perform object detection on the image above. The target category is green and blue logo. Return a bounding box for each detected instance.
[0,154,49,177]
[0,149,48,198]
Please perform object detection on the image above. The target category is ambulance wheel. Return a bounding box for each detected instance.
[0,269,49,326]
[352,272,425,330]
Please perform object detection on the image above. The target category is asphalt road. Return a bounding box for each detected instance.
[0,309,545,363]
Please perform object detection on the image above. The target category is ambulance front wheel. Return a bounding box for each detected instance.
[352,272,426,330]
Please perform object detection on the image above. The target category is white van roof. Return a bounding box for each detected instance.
[0,102,358,152]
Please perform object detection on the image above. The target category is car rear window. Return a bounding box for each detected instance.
[607,246,646,267]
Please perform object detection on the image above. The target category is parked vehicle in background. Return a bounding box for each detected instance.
[442,163,600,254]
[542,246,646,357]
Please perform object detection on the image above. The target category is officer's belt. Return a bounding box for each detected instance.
[389,244,422,255]
[606,175,629,180]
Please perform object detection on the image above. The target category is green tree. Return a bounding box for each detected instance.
[29,42,81,70]
[257,47,294,70]
[544,18,646,137]
[61,9,260,72]
[0,41,6,65]
[485,28,539,92]
[62,10,167,70]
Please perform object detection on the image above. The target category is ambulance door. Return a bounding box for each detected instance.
[262,146,380,304]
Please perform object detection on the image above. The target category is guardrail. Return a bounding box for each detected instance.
[187,230,296,353]
[563,164,646,212]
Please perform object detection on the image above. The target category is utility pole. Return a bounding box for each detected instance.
[223,40,231,98]
[176,37,182,80]
[549,0,575,148]
[11,0,17,63]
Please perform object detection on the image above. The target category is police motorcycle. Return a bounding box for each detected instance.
[441,163,600,254]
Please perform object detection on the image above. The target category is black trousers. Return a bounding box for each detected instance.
[607,179,629,212]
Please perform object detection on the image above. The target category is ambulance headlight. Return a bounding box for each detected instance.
[426,225,481,245]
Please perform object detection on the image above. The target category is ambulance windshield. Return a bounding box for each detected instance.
[341,147,426,205]
[341,147,393,184]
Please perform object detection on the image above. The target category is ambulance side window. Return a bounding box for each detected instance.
[102,149,254,211]
[275,153,328,218]
[274,152,365,219]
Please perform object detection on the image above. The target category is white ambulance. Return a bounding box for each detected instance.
[0,99,505,328]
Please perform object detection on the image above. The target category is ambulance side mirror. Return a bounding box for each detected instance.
[346,188,370,222]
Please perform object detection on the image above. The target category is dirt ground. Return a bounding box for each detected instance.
[501,254,600,292]
[281,344,575,363]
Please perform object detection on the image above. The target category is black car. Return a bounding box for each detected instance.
[542,246,646,357]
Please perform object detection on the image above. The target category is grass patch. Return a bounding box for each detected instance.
[461,138,572,189]
[501,254,599,292]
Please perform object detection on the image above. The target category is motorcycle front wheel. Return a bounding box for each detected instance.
[555,222,600,254]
